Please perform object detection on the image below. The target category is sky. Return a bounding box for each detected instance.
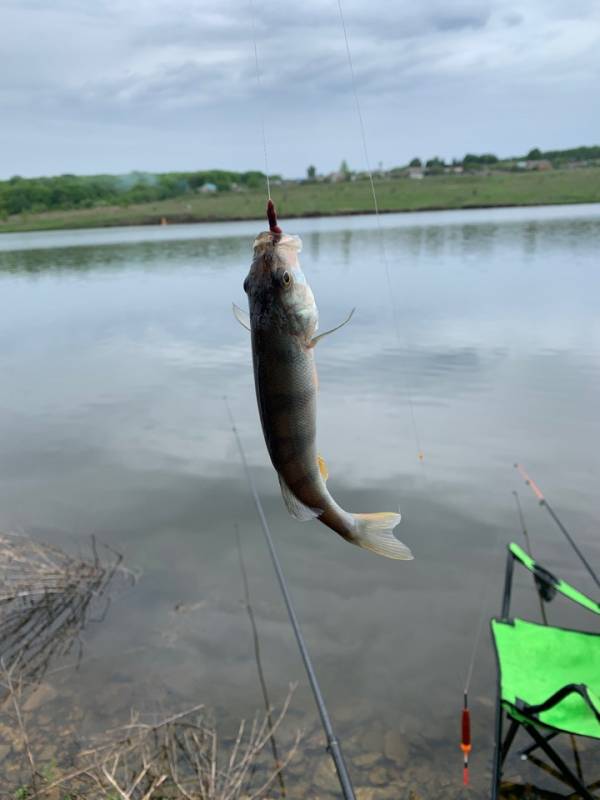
[1,0,599,179]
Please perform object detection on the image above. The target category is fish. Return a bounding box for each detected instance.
[233,211,412,560]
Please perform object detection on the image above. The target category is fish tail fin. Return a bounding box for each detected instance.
[351,512,413,560]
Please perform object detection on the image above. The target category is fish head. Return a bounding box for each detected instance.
[244,231,318,338]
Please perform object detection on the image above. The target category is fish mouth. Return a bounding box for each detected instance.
[253,231,302,256]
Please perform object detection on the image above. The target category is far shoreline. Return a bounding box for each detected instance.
[2,169,599,234]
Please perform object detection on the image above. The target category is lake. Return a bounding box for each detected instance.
[1,204,599,798]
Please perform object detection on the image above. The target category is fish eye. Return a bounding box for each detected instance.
[281,271,291,287]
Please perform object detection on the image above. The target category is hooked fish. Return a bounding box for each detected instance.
[233,203,412,560]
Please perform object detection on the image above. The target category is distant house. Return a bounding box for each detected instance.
[526,160,552,171]
[567,160,590,169]
[327,171,346,183]
[200,182,217,193]
[408,167,424,180]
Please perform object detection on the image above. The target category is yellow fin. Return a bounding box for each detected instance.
[317,454,329,481]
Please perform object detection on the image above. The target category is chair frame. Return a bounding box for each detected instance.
[491,544,600,799]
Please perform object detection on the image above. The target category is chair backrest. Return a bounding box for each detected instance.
[509,542,600,616]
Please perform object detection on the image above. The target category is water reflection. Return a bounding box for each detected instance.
[0,204,599,798]
[0,236,250,276]
[307,230,321,263]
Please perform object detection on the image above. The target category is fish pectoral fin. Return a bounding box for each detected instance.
[310,307,355,347]
[317,454,329,482]
[232,302,251,331]
[278,474,323,521]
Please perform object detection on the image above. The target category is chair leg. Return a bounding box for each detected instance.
[491,699,504,800]
[570,733,584,783]
[519,730,560,759]
[524,725,595,800]
[501,719,520,765]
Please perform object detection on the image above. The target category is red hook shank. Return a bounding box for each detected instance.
[267,199,282,234]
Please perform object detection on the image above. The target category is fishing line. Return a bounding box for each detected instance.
[459,517,508,785]
[249,0,271,200]
[515,463,600,593]
[225,398,357,800]
[459,572,494,785]
[335,0,424,463]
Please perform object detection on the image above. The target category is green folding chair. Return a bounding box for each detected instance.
[491,542,600,799]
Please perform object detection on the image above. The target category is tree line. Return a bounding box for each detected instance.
[0,169,270,218]
[524,145,600,163]
[407,145,600,171]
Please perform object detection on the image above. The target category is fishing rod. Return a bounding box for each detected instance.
[226,399,356,800]
[514,463,600,593]
[512,482,586,776]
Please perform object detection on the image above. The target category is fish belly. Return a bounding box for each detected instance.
[252,332,323,508]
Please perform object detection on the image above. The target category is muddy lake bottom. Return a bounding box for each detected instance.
[1,205,599,797]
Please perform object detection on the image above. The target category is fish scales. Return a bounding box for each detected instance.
[255,334,318,487]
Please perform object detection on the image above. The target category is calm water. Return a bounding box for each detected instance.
[1,205,599,797]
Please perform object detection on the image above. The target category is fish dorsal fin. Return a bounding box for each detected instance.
[317,454,329,482]
[310,307,355,347]
[278,474,322,521]
[232,302,251,331]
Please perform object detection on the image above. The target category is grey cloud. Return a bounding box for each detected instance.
[503,12,523,26]
[434,14,489,31]
[1,0,599,177]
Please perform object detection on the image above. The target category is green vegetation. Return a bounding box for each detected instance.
[1,168,599,233]
[404,144,600,174]
[463,153,499,166]
[526,145,600,163]
[0,169,271,219]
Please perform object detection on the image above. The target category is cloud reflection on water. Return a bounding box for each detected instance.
[0,205,599,797]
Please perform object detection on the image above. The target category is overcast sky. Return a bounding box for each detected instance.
[1,0,599,179]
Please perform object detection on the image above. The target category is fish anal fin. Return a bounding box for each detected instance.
[317,454,329,482]
[232,302,251,331]
[278,474,322,521]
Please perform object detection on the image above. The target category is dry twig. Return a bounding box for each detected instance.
[0,531,133,689]
[2,681,299,800]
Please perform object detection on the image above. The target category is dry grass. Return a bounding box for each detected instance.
[0,532,300,799]
[0,532,132,689]
[0,665,299,800]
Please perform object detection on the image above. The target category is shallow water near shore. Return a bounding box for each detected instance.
[1,204,599,797]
